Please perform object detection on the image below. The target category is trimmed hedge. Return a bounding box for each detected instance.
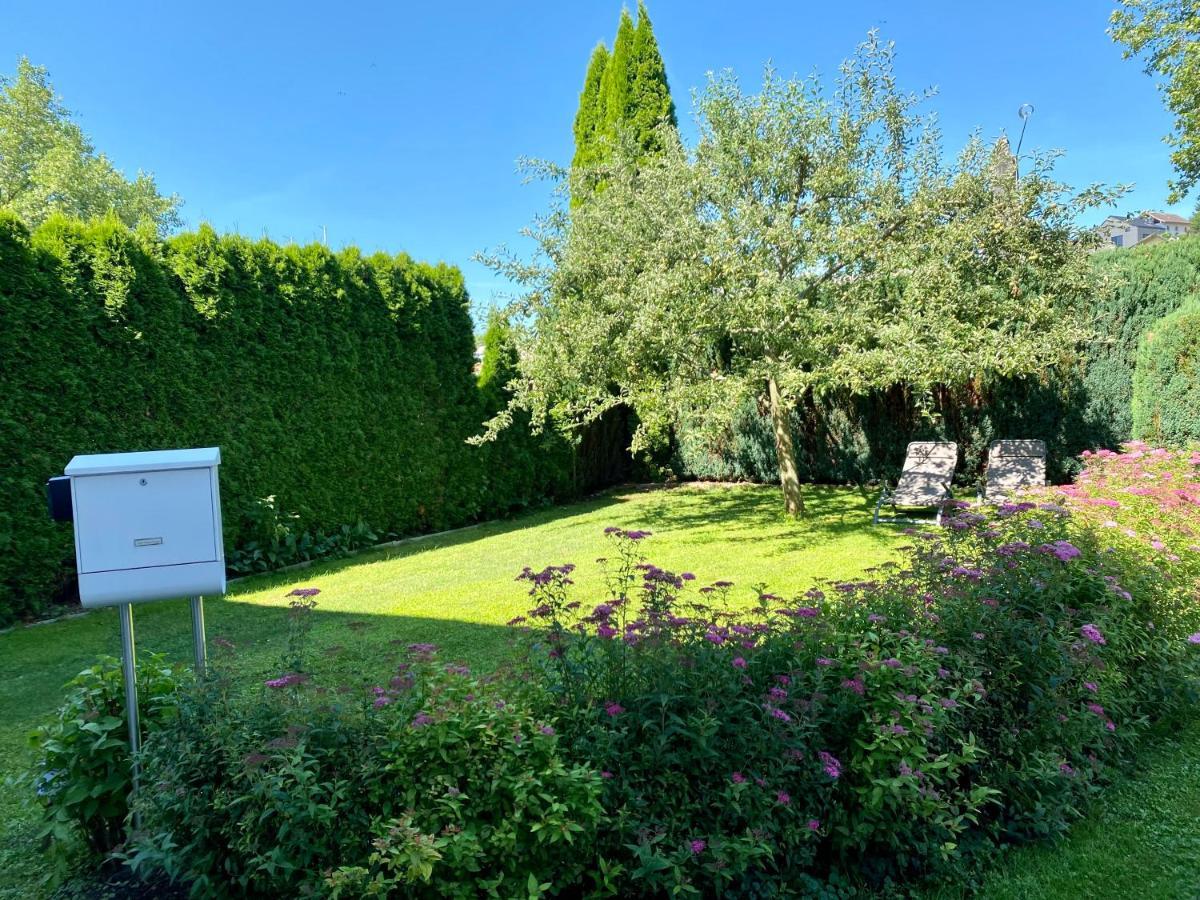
[676,235,1200,486]
[1133,303,1200,444]
[0,215,600,625]
[1081,235,1200,445]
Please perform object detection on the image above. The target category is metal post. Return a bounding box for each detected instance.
[118,602,141,829]
[189,595,207,676]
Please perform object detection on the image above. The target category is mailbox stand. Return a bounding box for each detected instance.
[190,596,207,675]
[118,596,207,824]
[118,603,142,819]
[50,447,226,826]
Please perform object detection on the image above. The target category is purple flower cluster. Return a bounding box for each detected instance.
[604,526,652,541]
[516,563,576,593]
[264,673,306,689]
[818,751,842,779]
[1040,540,1082,562]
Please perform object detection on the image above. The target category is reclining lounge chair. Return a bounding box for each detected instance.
[981,439,1046,502]
[874,441,958,525]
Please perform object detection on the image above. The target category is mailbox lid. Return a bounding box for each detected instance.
[73,467,219,573]
[66,446,220,477]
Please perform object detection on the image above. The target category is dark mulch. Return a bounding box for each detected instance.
[53,865,189,900]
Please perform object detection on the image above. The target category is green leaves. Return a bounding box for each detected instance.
[127,654,604,898]
[1111,0,1200,201]
[0,59,181,234]
[492,31,1117,513]
[28,652,184,869]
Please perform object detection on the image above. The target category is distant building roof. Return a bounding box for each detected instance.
[1102,214,1165,231]
[1146,210,1190,225]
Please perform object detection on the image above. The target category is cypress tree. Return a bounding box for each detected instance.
[630,0,677,153]
[599,7,636,140]
[571,44,609,177]
[570,3,676,206]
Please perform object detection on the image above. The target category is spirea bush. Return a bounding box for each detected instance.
[507,461,1200,892]
[1056,442,1200,614]
[125,598,603,899]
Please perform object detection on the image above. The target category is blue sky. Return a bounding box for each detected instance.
[2,0,1186,317]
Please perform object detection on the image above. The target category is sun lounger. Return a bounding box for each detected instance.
[981,439,1046,501]
[873,441,957,525]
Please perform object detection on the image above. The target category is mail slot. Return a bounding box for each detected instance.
[61,448,226,608]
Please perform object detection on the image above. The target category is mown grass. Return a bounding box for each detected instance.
[0,483,899,899]
[2,482,1197,899]
[926,720,1200,900]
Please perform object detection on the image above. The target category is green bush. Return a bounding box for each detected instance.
[674,375,1090,488]
[127,638,603,898]
[506,475,1200,893]
[29,653,184,868]
[0,214,619,625]
[1085,237,1200,442]
[1132,304,1200,444]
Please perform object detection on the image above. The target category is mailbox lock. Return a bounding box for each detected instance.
[139,478,148,486]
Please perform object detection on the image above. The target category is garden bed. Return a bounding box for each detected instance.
[19,448,1200,897]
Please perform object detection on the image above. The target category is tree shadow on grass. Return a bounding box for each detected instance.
[3,482,918,744]
[0,601,524,753]
[618,483,914,556]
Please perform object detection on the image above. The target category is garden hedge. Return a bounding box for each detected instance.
[675,234,1200,487]
[0,214,617,625]
[1132,302,1200,444]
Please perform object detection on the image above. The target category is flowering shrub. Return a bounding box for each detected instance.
[510,486,1200,891]
[1057,443,1200,627]
[126,614,602,899]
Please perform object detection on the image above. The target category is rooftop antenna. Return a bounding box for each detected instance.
[1014,104,1034,182]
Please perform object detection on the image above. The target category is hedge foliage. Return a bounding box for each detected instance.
[677,235,1200,486]
[1132,302,1200,444]
[0,214,612,625]
[1083,235,1200,442]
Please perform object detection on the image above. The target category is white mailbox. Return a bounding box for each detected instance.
[63,447,226,608]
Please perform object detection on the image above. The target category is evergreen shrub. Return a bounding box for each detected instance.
[1132,303,1200,444]
[0,214,614,624]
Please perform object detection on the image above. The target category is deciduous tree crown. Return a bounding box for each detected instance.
[483,34,1121,515]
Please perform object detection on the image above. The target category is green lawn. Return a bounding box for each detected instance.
[0,483,899,899]
[2,482,1197,899]
[926,720,1200,900]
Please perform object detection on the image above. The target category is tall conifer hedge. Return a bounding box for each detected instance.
[0,215,586,624]
[1132,302,1200,444]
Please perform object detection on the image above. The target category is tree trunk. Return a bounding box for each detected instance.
[767,374,804,517]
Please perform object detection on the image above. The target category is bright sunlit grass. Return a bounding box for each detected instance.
[2,482,1197,899]
[0,483,903,898]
